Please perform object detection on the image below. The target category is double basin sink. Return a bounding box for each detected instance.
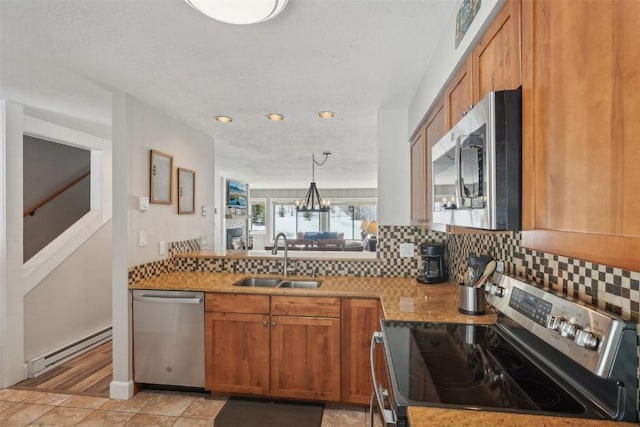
[233,277,322,289]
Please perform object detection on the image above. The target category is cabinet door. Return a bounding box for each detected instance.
[205,312,270,395]
[521,0,640,271]
[410,129,427,225]
[341,298,381,404]
[271,315,341,401]
[446,56,473,127]
[472,0,521,103]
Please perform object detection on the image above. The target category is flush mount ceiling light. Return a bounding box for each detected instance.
[318,111,336,119]
[215,115,233,123]
[295,152,332,213]
[266,113,284,121]
[185,0,288,25]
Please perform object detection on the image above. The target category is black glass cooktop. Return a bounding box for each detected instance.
[381,321,606,418]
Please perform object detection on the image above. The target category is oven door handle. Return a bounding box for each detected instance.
[370,331,397,427]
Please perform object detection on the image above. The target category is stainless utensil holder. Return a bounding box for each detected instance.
[458,284,485,315]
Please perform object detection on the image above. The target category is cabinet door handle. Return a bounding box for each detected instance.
[271,321,277,327]
[262,320,268,327]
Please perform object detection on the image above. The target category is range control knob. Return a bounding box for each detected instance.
[559,321,577,339]
[489,285,506,298]
[547,315,563,331]
[574,329,600,350]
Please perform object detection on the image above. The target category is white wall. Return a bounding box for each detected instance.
[127,97,216,267]
[0,100,26,387]
[24,222,112,361]
[111,94,216,399]
[408,0,505,135]
[377,108,410,226]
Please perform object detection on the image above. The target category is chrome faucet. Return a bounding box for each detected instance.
[272,232,295,277]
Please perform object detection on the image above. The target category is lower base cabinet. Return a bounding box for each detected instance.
[271,315,341,401]
[341,298,382,404]
[205,293,343,402]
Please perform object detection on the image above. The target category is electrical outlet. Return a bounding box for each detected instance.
[496,260,504,273]
[399,243,415,258]
[138,231,147,247]
[159,240,167,255]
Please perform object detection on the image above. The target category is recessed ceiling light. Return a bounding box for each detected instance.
[215,116,233,123]
[266,113,284,121]
[318,111,336,119]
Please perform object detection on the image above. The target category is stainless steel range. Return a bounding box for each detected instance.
[370,273,638,426]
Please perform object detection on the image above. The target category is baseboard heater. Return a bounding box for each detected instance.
[27,326,112,378]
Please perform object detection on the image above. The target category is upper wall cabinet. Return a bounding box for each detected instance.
[410,101,446,226]
[472,0,522,103]
[521,0,640,271]
[446,56,473,127]
[410,128,427,225]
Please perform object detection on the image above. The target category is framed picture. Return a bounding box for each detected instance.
[226,178,247,207]
[150,150,173,204]
[178,168,195,214]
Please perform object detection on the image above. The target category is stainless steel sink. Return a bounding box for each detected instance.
[232,277,283,287]
[277,280,322,289]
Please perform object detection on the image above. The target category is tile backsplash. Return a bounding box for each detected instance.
[129,229,639,324]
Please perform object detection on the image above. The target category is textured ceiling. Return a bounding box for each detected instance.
[0,0,455,189]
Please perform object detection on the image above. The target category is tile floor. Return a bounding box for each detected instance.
[0,388,379,426]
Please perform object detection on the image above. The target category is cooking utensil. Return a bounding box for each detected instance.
[474,260,497,288]
[468,253,493,286]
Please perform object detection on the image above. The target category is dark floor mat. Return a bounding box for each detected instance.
[214,397,324,427]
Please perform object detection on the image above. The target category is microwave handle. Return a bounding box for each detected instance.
[454,136,463,204]
[370,332,397,427]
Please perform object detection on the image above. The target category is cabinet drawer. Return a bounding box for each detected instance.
[271,296,340,317]
[205,293,270,314]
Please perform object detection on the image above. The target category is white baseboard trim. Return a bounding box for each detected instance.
[109,380,134,400]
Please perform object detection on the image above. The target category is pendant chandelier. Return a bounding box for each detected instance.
[295,152,331,212]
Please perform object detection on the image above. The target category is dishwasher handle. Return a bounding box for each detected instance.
[370,331,397,427]
[133,294,203,304]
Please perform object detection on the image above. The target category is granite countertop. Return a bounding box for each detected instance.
[131,271,633,425]
[130,271,496,323]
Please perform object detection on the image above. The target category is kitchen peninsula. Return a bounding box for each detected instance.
[130,257,634,426]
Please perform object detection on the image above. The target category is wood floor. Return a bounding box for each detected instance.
[12,341,112,398]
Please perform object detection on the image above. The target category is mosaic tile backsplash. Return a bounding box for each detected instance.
[130,229,639,325]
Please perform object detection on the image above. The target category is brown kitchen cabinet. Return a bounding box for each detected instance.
[445,55,473,127]
[472,0,521,103]
[205,294,270,395]
[410,100,446,228]
[410,128,427,225]
[270,296,341,401]
[520,0,640,271]
[341,298,381,405]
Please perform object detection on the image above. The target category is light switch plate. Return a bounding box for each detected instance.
[139,196,149,211]
[138,231,147,247]
[159,240,167,255]
[399,243,415,257]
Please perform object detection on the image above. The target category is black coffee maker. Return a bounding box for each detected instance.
[416,243,448,284]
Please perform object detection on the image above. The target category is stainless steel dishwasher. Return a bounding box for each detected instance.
[133,290,204,388]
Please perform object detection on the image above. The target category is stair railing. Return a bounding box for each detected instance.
[23,170,91,218]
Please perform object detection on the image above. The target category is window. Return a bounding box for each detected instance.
[250,199,266,233]
[271,199,376,241]
[329,203,377,240]
[273,202,297,238]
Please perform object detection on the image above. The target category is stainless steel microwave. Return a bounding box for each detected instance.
[431,88,521,230]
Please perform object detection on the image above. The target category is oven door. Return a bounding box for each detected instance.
[370,332,402,427]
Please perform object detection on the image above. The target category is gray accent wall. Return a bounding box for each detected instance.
[23,136,90,261]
